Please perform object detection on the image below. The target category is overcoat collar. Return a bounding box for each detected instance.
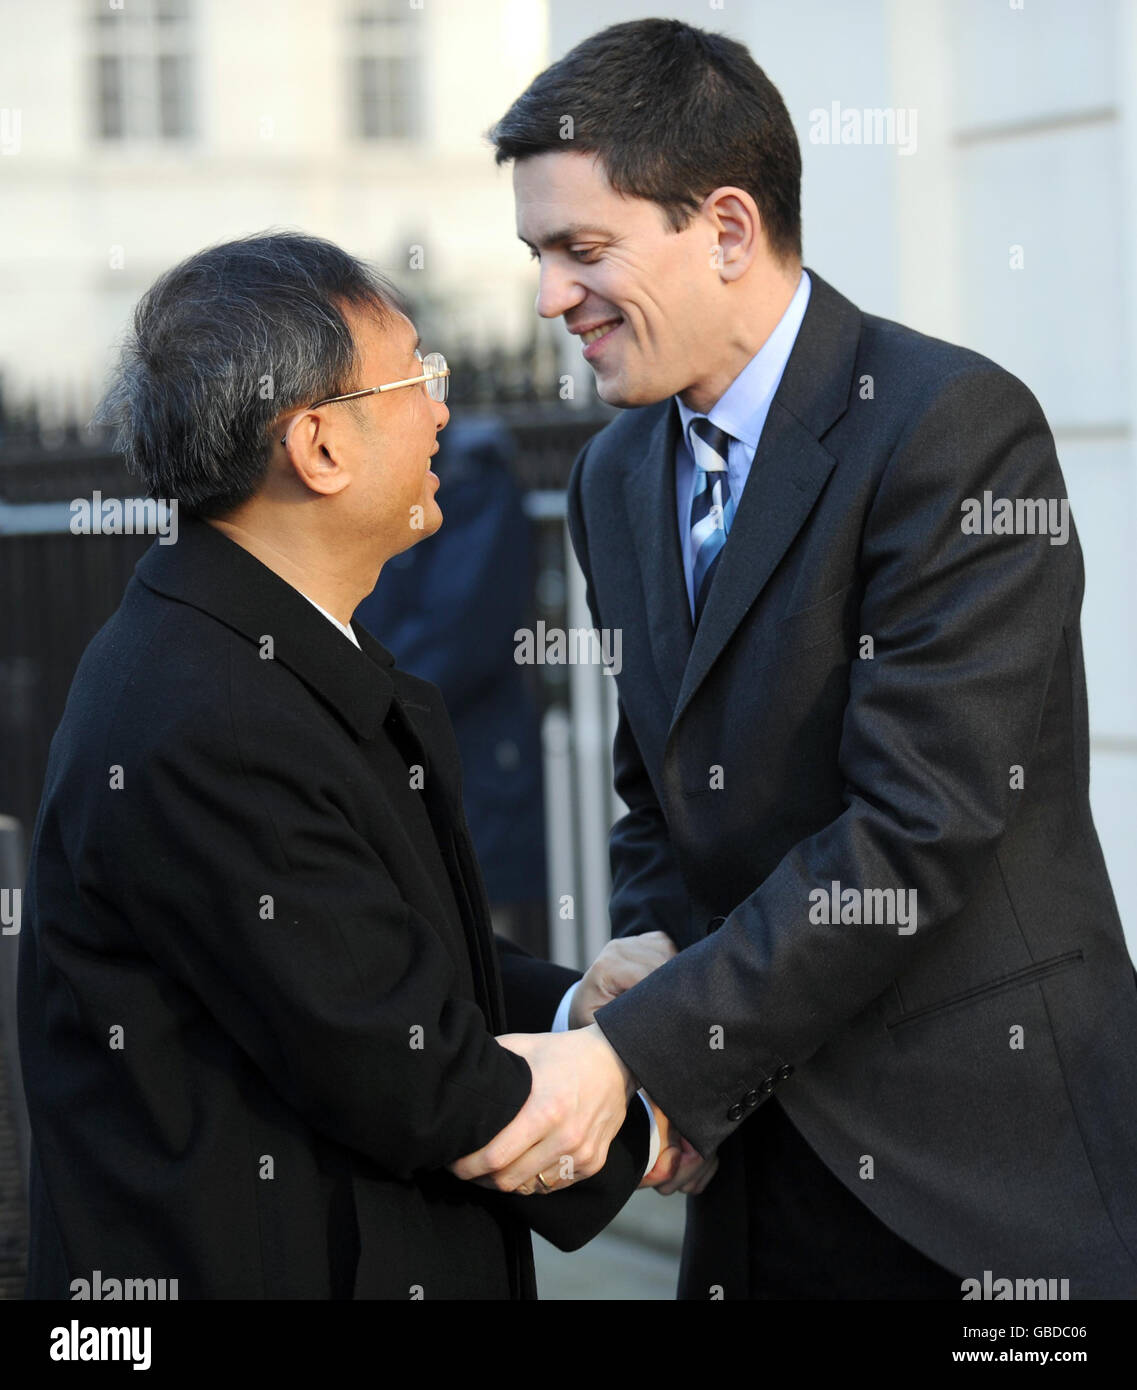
[136,516,399,742]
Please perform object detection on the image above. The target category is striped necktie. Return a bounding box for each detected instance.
[688,417,736,624]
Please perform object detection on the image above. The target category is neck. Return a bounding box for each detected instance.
[206,507,381,625]
[678,260,802,415]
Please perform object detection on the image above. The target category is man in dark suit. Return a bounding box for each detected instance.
[17,232,679,1299]
[477,19,1137,1298]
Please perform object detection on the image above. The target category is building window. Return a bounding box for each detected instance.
[91,0,194,142]
[348,1,422,141]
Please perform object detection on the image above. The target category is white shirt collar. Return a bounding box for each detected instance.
[299,591,361,649]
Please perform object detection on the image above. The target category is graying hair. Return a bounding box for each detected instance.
[96,231,403,517]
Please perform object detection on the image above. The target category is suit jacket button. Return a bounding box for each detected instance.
[743,1090,760,1107]
[727,1103,745,1121]
[776,1064,795,1082]
[707,915,726,934]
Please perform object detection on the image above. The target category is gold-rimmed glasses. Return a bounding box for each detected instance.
[279,350,449,446]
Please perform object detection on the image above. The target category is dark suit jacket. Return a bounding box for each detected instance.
[567,269,1137,1299]
[18,516,647,1300]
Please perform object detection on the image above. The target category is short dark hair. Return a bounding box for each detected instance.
[97,231,403,518]
[489,19,802,263]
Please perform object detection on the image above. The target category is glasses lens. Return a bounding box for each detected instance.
[422,351,449,403]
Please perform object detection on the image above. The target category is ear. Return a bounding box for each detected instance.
[703,187,761,283]
[280,410,354,499]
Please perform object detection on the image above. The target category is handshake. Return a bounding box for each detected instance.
[447,932,718,1199]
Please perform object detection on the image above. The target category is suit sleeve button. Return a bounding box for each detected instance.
[727,1103,745,1121]
[760,1077,775,1094]
[776,1064,795,1081]
[743,1090,760,1107]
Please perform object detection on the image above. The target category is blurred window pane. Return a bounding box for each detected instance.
[157,53,192,139]
[96,55,124,139]
[348,1,421,142]
[90,0,194,142]
[350,0,411,27]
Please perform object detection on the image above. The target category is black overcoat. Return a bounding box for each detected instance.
[19,516,647,1299]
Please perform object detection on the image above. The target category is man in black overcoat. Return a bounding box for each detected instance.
[18,232,676,1300]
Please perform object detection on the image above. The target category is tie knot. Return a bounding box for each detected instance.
[689,417,732,471]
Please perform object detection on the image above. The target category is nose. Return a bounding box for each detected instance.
[535,258,585,321]
[433,397,449,432]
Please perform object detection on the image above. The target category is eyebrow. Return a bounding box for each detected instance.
[518,224,614,251]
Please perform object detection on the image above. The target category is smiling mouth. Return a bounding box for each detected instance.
[580,318,623,346]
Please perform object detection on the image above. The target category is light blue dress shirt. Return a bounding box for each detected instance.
[675,269,812,619]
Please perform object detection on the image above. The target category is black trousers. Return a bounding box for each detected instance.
[744,1099,961,1299]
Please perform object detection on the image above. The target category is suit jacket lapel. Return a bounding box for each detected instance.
[621,397,693,714]
[668,269,863,735]
[671,408,837,730]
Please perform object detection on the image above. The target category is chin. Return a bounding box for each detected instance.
[596,374,668,410]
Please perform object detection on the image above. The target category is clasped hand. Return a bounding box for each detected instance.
[447,1023,636,1193]
[447,931,719,1197]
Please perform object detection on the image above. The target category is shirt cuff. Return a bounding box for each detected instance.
[552,980,578,1033]
[639,1091,661,1175]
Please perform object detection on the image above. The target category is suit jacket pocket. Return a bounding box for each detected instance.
[886,950,1084,1032]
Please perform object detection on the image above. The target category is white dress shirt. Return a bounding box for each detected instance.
[299,591,361,648]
